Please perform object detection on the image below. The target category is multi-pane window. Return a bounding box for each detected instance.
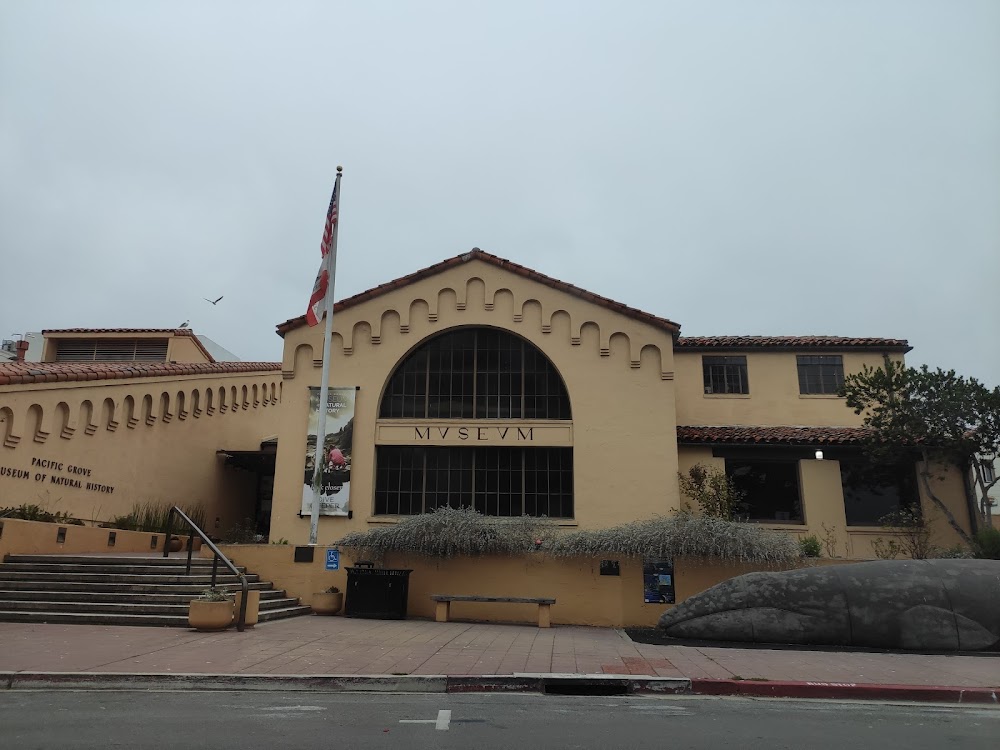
[380,328,571,419]
[797,355,845,395]
[840,460,919,526]
[702,356,749,395]
[374,446,574,518]
[725,459,803,522]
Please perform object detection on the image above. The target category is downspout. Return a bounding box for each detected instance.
[961,458,980,537]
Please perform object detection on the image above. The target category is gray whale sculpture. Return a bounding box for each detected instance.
[658,559,1000,651]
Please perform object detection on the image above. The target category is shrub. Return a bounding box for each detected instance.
[107,501,206,533]
[798,535,822,558]
[198,587,233,602]
[334,506,553,559]
[547,512,799,564]
[0,504,83,525]
[928,544,973,559]
[879,507,932,559]
[677,464,744,519]
[973,527,1000,560]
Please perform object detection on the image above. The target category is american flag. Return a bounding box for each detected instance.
[306,177,341,327]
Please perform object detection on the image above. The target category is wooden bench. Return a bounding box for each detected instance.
[431,595,556,628]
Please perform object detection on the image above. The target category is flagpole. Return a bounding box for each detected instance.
[309,166,343,546]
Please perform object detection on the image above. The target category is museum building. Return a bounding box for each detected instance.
[1,250,976,565]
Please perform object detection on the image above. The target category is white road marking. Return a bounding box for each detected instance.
[399,709,453,730]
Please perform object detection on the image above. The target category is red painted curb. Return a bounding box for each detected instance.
[691,679,999,704]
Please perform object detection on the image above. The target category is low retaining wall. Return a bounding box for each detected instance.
[216,545,850,628]
[0,518,169,558]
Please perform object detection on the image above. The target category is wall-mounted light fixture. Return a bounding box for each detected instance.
[814,450,824,460]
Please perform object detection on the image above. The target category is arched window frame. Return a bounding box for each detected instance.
[379,327,571,420]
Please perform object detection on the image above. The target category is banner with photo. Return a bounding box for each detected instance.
[301,386,355,517]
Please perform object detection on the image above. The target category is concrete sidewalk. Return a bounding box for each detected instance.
[0,617,996,691]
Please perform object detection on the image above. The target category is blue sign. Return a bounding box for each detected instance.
[325,549,340,571]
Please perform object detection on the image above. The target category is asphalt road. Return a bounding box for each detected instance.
[0,691,997,749]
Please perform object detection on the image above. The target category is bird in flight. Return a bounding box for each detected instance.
[204,296,224,305]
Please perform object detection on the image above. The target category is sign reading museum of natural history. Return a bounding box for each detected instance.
[301,386,356,517]
[0,456,116,495]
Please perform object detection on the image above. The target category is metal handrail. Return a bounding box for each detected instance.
[162,506,249,632]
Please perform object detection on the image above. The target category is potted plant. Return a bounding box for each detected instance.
[188,588,235,631]
[311,585,343,615]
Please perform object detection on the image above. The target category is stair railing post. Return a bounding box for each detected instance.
[211,554,219,589]
[237,577,248,632]
[186,529,195,575]
[162,508,173,559]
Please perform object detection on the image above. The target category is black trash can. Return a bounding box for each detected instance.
[344,564,413,619]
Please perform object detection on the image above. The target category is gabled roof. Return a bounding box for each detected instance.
[0,361,280,386]
[676,336,911,353]
[276,249,683,337]
[677,425,872,446]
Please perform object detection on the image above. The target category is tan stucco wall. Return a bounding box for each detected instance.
[0,518,171,558]
[271,258,680,545]
[0,371,281,531]
[677,447,972,559]
[674,351,905,427]
[218,543,848,627]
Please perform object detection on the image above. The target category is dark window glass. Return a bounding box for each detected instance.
[374,446,573,518]
[797,355,845,395]
[703,356,749,395]
[380,328,570,419]
[725,459,802,522]
[841,460,919,526]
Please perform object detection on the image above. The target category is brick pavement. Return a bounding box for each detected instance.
[0,618,996,688]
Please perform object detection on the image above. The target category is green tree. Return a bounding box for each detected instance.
[841,358,1000,544]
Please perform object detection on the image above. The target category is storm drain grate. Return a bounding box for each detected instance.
[543,679,630,696]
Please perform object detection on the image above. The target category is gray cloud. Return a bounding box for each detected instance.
[1,1,997,385]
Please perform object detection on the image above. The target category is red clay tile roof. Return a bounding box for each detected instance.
[676,336,911,352]
[42,328,193,334]
[677,425,872,445]
[276,249,683,337]
[0,361,280,386]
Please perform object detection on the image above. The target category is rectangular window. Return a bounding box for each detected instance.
[982,461,996,485]
[797,355,844,395]
[725,459,803,522]
[841,460,919,526]
[703,356,749,395]
[374,446,573,518]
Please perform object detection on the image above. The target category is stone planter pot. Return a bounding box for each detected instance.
[311,591,343,615]
[188,599,234,631]
[234,589,261,626]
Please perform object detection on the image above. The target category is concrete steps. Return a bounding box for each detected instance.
[0,553,312,628]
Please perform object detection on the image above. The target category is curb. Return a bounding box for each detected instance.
[2,672,995,704]
[0,671,688,695]
[690,679,1000,704]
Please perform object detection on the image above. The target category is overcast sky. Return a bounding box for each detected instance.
[1,1,997,385]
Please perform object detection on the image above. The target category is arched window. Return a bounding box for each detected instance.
[380,328,570,420]
[375,327,573,518]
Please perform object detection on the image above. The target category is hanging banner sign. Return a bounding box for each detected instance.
[301,387,356,517]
